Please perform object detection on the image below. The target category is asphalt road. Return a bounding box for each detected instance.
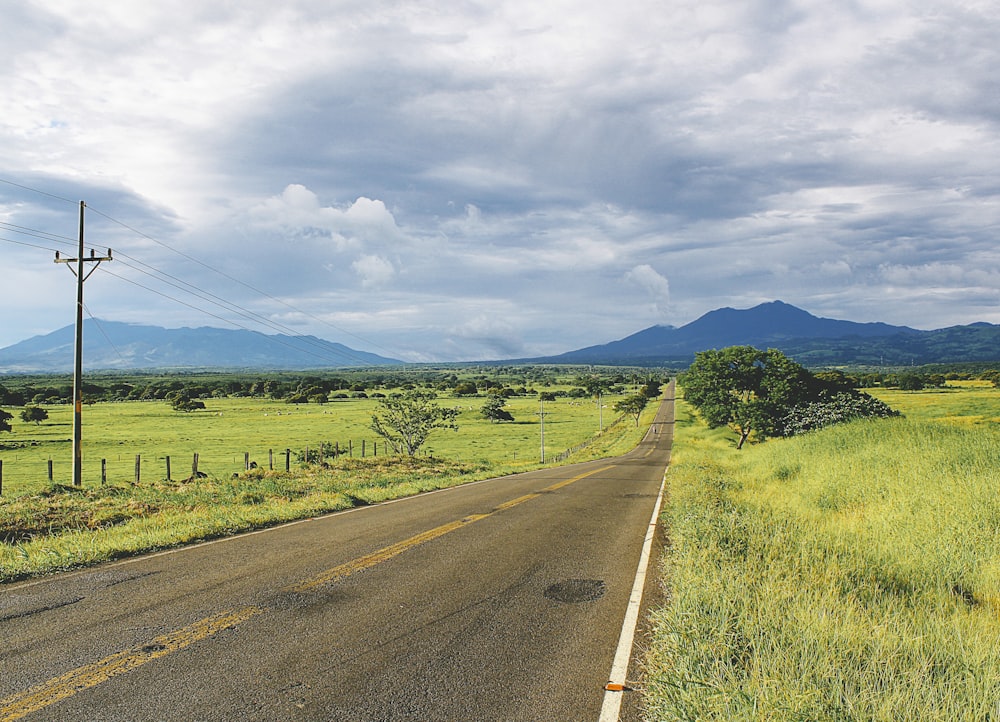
[1,388,673,722]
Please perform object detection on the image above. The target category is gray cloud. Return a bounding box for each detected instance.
[2,0,999,360]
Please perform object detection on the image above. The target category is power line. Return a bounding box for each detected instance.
[96,266,372,366]
[86,204,404,359]
[104,253,383,365]
[0,176,78,205]
[0,220,78,245]
[0,234,67,253]
[1,177,404,362]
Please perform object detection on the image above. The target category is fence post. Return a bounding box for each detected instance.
[244,452,250,471]
[102,458,107,485]
[0,459,3,496]
[135,455,141,484]
[285,448,290,472]
[269,449,273,471]
[193,452,199,477]
[374,440,377,457]
[165,456,171,482]
[48,459,53,482]
[349,440,353,458]
[305,446,309,464]
[362,440,365,458]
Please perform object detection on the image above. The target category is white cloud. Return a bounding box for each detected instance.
[352,254,396,288]
[3,0,1000,358]
[624,265,671,315]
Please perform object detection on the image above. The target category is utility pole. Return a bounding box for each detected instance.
[539,397,547,463]
[54,201,112,487]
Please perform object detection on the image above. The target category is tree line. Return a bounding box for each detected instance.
[0,367,666,408]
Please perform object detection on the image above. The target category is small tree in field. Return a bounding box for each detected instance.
[614,394,649,426]
[0,409,12,433]
[481,393,514,423]
[20,406,48,425]
[371,390,459,456]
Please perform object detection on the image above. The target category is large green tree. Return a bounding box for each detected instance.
[682,346,813,449]
[371,390,459,456]
[0,409,12,433]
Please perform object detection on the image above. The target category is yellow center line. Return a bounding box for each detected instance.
[290,465,612,592]
[0,606,263,722]
[2,464,614,719]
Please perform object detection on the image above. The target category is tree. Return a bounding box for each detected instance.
[168,391,206,412]
[481,393,514,423]
[682,346,813,449]
[20,406,48,425]
[371,390,459,456]
[453,381,478,396]
[640,379,662,399]
[0,409,12,433]
[614,394,649,426]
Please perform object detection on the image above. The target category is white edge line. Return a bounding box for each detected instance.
[598,469,667,722]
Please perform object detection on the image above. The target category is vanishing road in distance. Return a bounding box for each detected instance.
[1,387,673,721]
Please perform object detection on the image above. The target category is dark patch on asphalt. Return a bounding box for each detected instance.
[0,595,85,622]
[622,493,656,499]
[544,579,606,604]
[269,587,352,615]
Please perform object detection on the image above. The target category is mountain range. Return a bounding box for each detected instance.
[530,300,1000,366]
[0,320,401,372]
[1,301,998,372]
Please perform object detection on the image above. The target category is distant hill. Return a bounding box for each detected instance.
[0,320,402,372]
[534,301,1000,366]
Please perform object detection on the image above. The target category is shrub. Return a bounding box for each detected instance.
[781,392,901,436]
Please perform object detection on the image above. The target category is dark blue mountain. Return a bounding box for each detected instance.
[537,301,998,366]
[0,320,402,372]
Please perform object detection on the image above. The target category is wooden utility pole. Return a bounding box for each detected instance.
[54,201,112,487]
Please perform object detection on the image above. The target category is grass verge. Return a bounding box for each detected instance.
[644,394,1000,720]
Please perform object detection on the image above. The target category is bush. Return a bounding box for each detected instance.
[780,392,901,436]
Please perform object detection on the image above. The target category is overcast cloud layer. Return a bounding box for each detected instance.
[2,0,998,361]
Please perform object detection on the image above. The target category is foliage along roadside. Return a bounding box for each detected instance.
[644,395,1000,720]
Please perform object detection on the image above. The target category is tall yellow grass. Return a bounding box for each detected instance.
[646,391,1000,720]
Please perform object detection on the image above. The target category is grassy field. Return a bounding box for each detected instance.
[645,383,1000,720]
[0,392,624,495]
[0,389,660,582]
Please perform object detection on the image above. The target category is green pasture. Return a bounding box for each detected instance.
[867,380,1000,426]
[0,388,659,581]
[0,393,622,496]
[645,384,1000,720]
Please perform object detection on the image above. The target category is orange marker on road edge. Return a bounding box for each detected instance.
[603,682,634,692]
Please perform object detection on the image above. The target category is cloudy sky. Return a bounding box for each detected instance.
[2,0,998,362]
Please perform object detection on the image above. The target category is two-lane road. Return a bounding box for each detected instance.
[1,389,673,721]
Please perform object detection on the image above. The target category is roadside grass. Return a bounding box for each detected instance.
[645,388,1000,720]
[1,393,659,582]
